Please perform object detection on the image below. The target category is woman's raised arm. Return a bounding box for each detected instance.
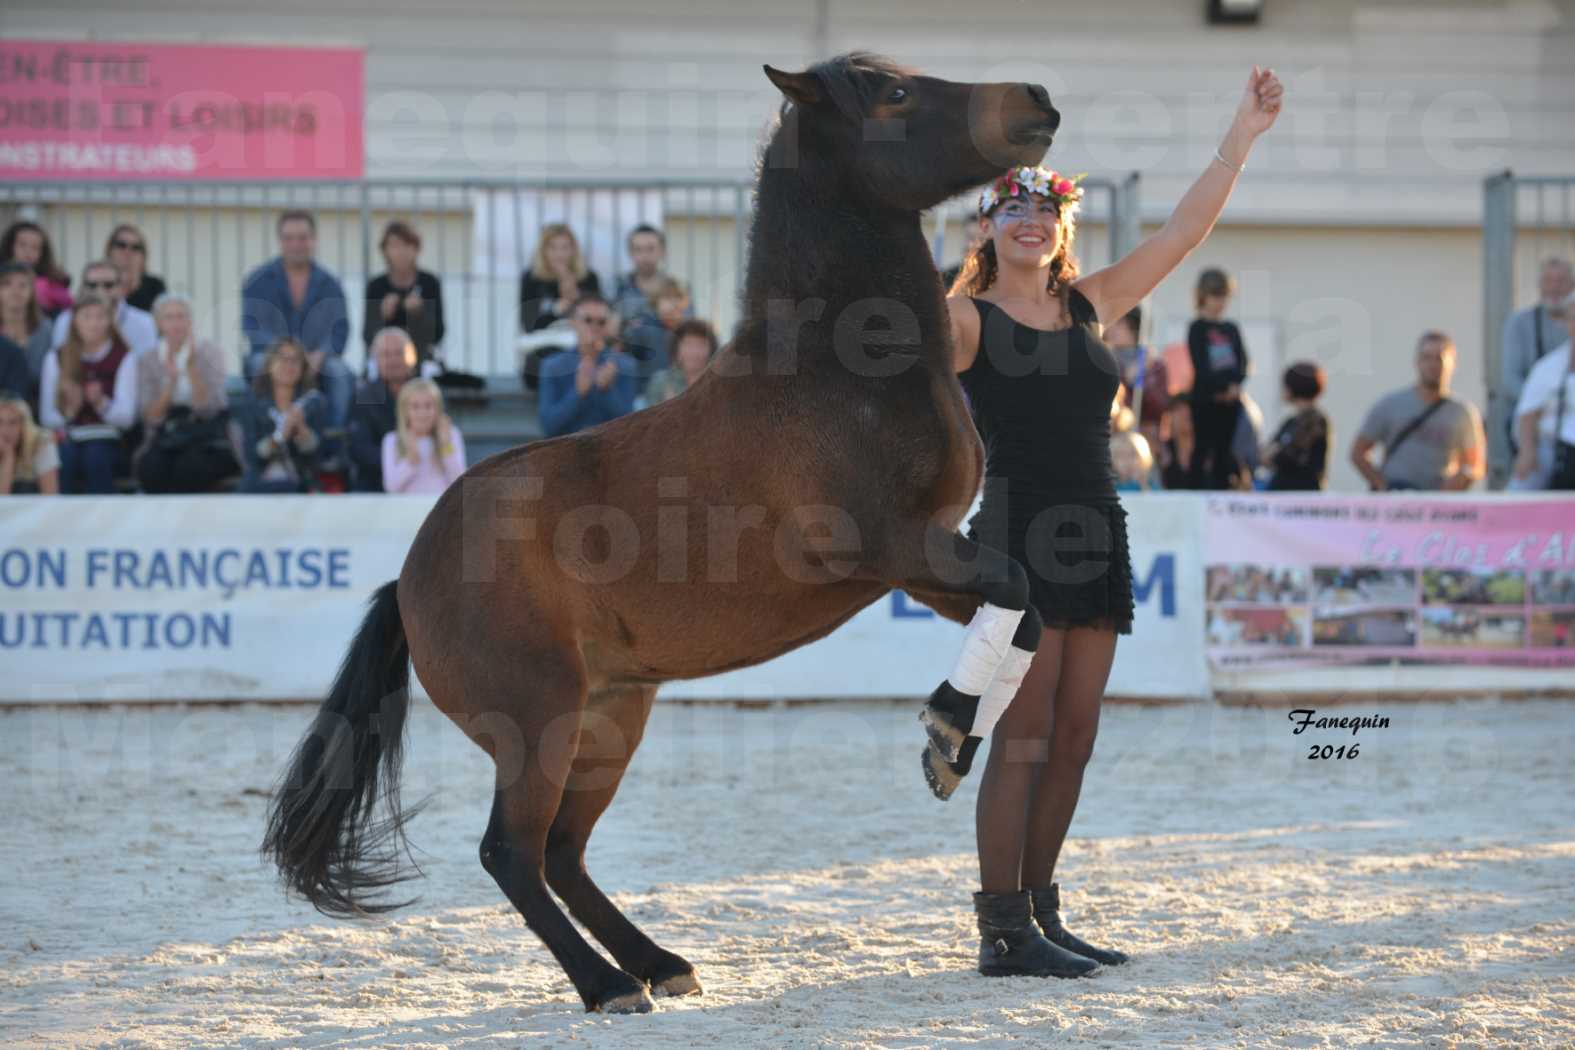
[1074,67,1283,326]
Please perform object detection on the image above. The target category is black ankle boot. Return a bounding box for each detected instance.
[921,736,980,801]
[974,891,1100,978]
[1030,884,1129,966]
[920,681,977,762]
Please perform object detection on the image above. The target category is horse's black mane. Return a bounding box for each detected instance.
[788,51,920,121]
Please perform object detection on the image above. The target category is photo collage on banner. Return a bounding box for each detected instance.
[1203,496,1575,669]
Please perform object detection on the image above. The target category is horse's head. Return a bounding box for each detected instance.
[763,52,1059,212]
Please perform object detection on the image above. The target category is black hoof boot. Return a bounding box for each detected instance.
[974,891,1100,978]
[922,736,980,801]
[1031,884,1129,966]
[920,681,978,762]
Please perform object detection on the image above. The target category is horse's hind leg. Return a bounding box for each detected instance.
[477,650,655,1015]
[544,684,702,999]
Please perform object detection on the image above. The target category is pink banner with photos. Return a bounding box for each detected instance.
[1204,495,1575,669]
[0,40,363,180]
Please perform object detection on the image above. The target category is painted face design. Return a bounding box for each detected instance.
[993,197,1059,227]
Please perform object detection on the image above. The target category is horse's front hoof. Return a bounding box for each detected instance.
[921,736,981,801]
[920,696,970,763]
[650,969,703,998]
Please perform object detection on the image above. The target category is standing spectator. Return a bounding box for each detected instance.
[239,210,352,462]
[1351,331,1485,492]
[610,224,683,324]
[538,294,638,438]
[618,276,692,381]
[363,220,445,368]
[381,378,467,494]
[38,294,138,494]
[1187,267,1250,489]
[238,339,325,493]
[1262,361,1330,490]
[51,260,158,356]
[134,293,238,494]
[105,224,166,312]
[519,223,601,333]
[1,220,72,317]
[1500,257,1573,452]
[0,394,60,495]
[1510,289,1575,491]
[1103,305,1167,450]
[0,261,53,395]
[644,318,719,405]
[1158,396,1196,490]
[349,327,417,492]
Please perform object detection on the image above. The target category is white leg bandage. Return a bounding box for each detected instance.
[946,603,1025,697]
[970,644,1035,739]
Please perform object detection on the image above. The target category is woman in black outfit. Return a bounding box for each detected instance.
[1186,267,1249,489]
[364,220,445,367]
[519,222,601,333]
[939,66,1282,979]
[1264,361,1330,489]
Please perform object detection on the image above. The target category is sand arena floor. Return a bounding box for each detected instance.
[1,697,1571,1048]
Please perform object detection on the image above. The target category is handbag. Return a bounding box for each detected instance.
[155,404,229,454]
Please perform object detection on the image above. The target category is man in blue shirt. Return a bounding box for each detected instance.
[539,294,639,438]
[240,210,353,462]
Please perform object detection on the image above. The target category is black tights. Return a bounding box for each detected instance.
[975,627,1118,893]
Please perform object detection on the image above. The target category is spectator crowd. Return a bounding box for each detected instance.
[0,207,1570,499]
[0,213,720,496]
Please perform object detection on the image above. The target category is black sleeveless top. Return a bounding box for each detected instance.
[958,287,1121,504]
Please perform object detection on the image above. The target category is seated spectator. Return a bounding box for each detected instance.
[38,294,139,494]
[645,318,719,406]
[1187,267,1250,490]
[238,339,325,494]
[364,220,445,368]
[239,210,352,465]
[106,224,166,313]
[611,225,684,323]
[539,294,639,438]
[1262,361,1330,490]
[134,293,239,494]
[51,260,158,356]
[619,276,692,381]
[1510,289,1575,491]
[1351,331,1485,492]
[1110,406,1154,492]
[349,327,417,492]
[520,223,600,334]
[1,220,73,318]
[0,393,60,495]
[0,313,27,401]
[381,378,466,494]
[0,261,53,397]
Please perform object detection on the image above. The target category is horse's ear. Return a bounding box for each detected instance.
[764,65,822,107]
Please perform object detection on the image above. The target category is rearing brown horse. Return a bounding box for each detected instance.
[263,52,1058,1015]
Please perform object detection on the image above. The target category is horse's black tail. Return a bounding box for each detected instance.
[261,579,424,917]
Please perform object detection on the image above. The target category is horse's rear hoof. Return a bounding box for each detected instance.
[595,986,656,1014]
[650,969,703,998]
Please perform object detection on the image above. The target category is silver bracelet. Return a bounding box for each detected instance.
[1213,149,1245,175]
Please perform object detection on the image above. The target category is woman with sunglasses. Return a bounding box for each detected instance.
[105,225,166,313]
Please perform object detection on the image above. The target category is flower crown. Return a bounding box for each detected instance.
[978,167,1085,217]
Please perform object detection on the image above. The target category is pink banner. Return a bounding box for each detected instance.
[0,40,363,180]
[1203,495,1575,669]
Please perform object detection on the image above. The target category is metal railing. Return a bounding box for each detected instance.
[1482,172,1575,485]
[3,173,1142,377]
